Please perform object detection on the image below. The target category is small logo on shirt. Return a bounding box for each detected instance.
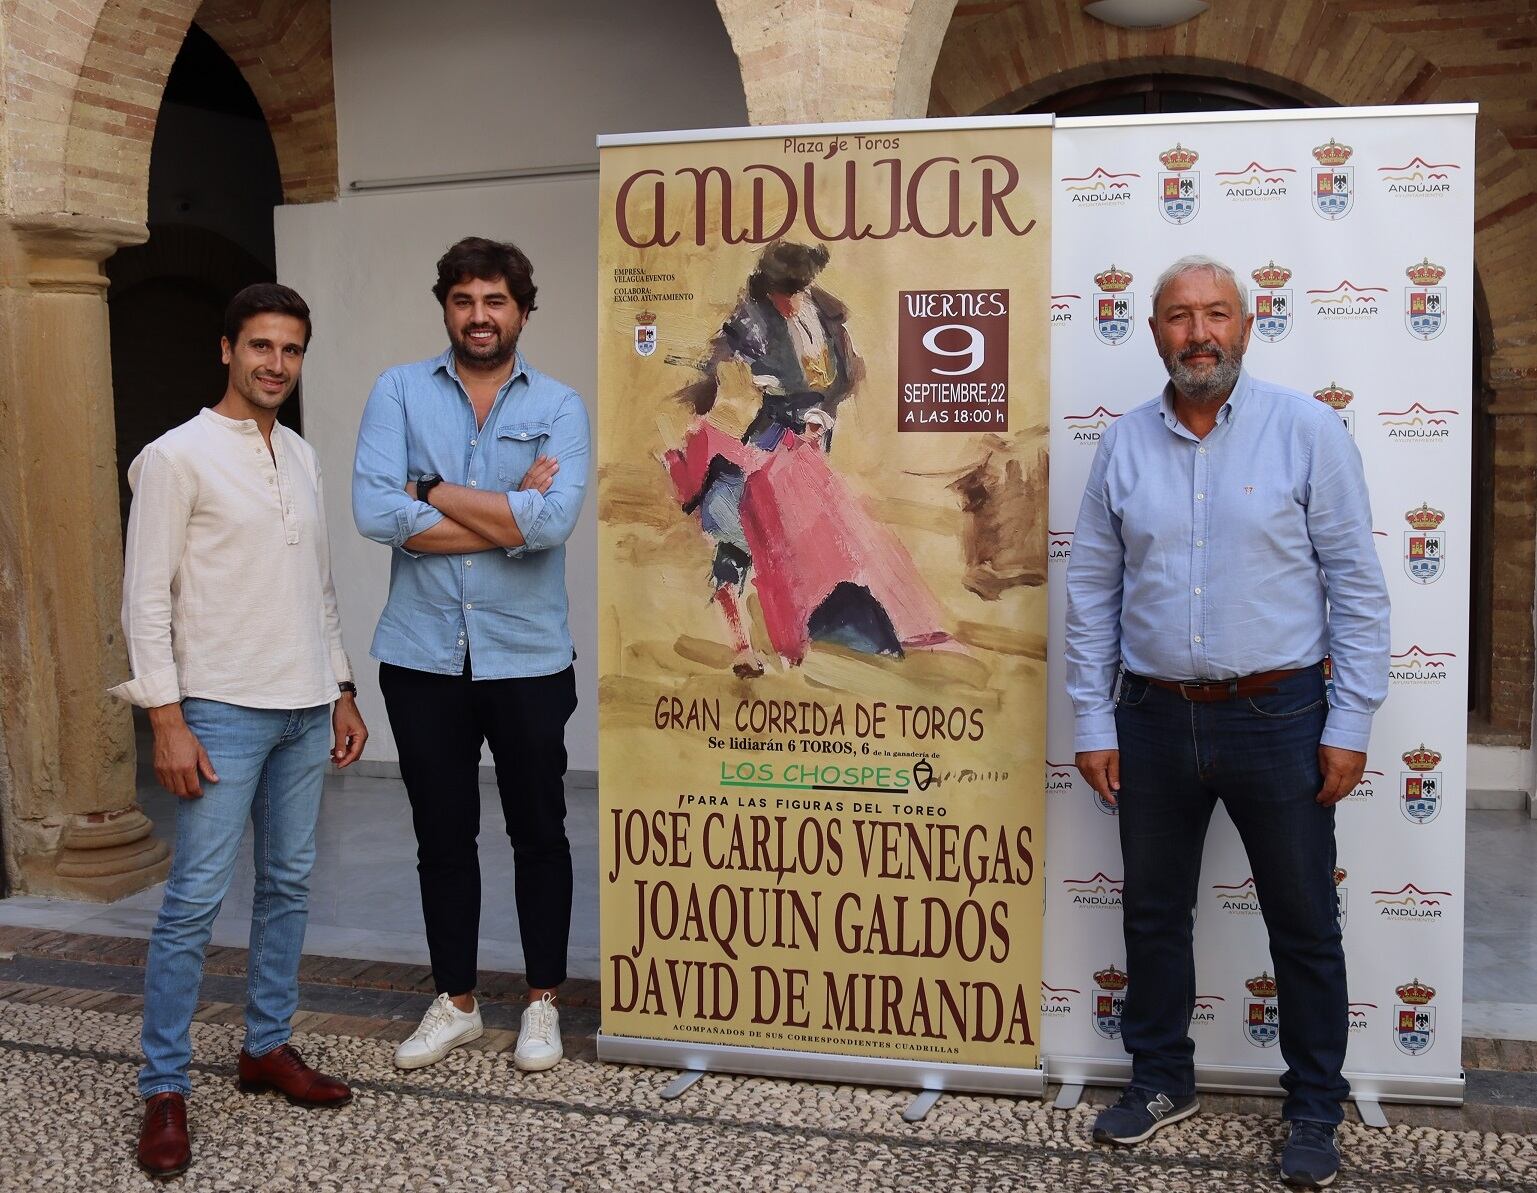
[1243,485,1255,495]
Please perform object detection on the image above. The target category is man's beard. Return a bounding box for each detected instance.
[453,324,517,370]
[1163,340,1243,404]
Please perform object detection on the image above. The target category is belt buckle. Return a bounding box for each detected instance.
[1178,681,1204,701]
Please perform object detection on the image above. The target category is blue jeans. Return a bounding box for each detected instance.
[139,699,330,1097]
[1114,664,1349,1124]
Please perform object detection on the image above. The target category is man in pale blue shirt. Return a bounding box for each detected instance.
[1066,255,1388,1189]
[353,237,589,1076]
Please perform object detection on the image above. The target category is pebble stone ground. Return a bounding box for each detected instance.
[2,929,1535,1192]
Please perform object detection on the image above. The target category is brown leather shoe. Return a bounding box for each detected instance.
[236,1043,353,1107]
[137,1092,190,1178]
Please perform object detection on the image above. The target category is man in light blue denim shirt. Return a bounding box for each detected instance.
[1066,256,1388,1189]
[353,237,588,1076]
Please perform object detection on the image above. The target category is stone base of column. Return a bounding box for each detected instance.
[20,806,169,900]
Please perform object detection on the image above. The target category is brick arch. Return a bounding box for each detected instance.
[931,0,1537,742]
[52,0,337,224]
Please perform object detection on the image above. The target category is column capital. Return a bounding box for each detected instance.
[5,214,148,292]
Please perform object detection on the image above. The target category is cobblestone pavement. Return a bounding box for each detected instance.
[2,930,1536,1192]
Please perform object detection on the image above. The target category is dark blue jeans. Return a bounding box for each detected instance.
[1114,663,1348,1124]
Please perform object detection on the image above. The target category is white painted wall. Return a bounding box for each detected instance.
[277,0,746,770]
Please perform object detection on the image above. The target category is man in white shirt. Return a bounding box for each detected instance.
[111,284,367,1179]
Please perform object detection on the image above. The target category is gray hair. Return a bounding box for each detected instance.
[1150,254,1248,314]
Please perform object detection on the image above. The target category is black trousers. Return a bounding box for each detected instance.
[380,660,577,993]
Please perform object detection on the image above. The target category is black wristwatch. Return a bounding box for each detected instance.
[417,473,443,505]
[337,681,358,696]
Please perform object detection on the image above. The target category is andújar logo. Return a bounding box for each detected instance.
[1378,397,1456,440]
[1389,645,1455,688]
[1309,277,1386,321]
[1050,293,1082,327]
[1344,768,1385,804]
[1372,882,1451,922]
[1048,530,1073,566]
[1190,993,1226,1027]
[1063,403,1124,445]
[1347,1001,1376,1035]
[1379,154,1460,197]
[1212,876,1262,917]
[1060,165,1139,206]
[1313,381,1355,436]
[1311,138,1354,219]
[1063,871,1123,910]
[1040,982,1078,1019]
[1217,160,1295,202]
[1044,759,1077,795]
[1250,261,1293,343]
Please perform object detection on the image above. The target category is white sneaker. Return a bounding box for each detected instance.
[513,993,563,1072]
[394,993,483,1069]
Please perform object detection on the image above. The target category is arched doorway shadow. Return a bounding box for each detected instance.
[105,24,288,532]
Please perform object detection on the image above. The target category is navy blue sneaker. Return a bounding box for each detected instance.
[1281,1120,1340,1188]
[1091,1086,1200,1145]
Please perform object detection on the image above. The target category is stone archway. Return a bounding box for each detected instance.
[930,0,1537,745]
[0,0,340,898]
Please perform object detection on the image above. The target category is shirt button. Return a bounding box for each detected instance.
[1195,492,1205,501]
[1196,539,1205,547]
[464,603,473,610]
[1198,446,1207,455]
[469,479,478,487]
[465,559,473,567]
[1194,587,1202,595]
[1194,635,1203,643]
[470,438,478,446]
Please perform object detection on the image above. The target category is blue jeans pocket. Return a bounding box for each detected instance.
[1245,684,1325,719]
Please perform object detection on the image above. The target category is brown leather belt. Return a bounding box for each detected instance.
[1137,666,1311,703]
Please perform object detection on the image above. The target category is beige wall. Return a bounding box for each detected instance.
[280,0,748,771]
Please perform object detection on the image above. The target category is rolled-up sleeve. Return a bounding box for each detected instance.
[110,446,191,708]
[506,390,590,558]
[1065,433,1127,753]
[1307,415,1390,752]
[353,370,444,551]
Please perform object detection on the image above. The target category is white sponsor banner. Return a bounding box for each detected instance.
[1043,106,1474,1102]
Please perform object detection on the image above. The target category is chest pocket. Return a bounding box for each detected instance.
[495,420,551,488]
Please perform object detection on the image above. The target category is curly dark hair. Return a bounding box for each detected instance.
[223,283,312,346]
[432,237,538,312]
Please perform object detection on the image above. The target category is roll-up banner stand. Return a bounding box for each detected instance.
[1043,105,1476,1106]
[595,117,1054,1095]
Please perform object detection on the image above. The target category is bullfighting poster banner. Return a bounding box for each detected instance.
[595,117,1053,1092]
[1043,105,1475,1105]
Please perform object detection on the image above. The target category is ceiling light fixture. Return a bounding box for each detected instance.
[1083,0,1210,30]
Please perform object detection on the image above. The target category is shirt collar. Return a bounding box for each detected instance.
[434,346,529,387]
[1159,367,1253,431]
[200,406,264,434]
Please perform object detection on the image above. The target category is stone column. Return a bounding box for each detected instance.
[0,213,169,899]
[715,0,960,124]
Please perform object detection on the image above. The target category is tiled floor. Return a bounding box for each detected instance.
[0,768,601,981]
[2,770,1532,1040]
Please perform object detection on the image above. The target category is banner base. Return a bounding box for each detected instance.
[598,1033,1045,1097]
[1043,1055,1465,1106]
